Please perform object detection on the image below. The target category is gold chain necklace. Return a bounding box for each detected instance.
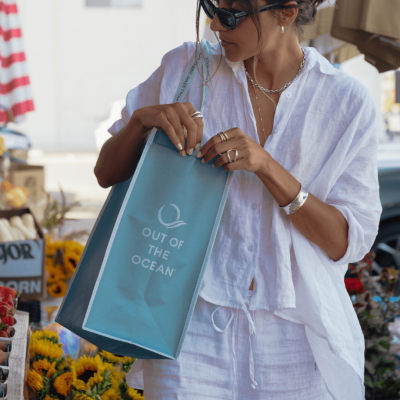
[249,82,267,145]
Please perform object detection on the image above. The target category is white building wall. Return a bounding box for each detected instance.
[15,0,197,151]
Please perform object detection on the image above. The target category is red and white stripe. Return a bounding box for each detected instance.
[0,0,34,123]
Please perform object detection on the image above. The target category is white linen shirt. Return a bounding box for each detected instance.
[109,42,381,400]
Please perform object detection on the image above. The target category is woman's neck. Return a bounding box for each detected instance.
[244,36,304,92]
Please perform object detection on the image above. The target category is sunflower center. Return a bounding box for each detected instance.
[79,369,96,383]
[69,258,77,267]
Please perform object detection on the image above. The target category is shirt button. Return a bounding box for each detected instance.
[251,203,258,210]
[286,92,292,99]
[248,245,255,252]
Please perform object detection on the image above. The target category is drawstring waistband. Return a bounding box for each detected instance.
[210,292,258,390]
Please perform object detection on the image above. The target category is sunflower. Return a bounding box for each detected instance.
[47,280,67,298]
[101,388,119,400]
[44,395,59,400]
[110,368,124,392]
[63,251,81,273]
[73,395,94,400]
[71,355,107,391]
[27,369,44,391]
[46,257,55,271]
[127,387,145,400]
[99,350,122,364]
[31,329,60,344]
[30,330,60,357]
[33,358,57,378]
[99,350,134,372]
[47,265,68,283]
[54,371,73,396]
[46,237,64,256]
[31,338,63,360]
[64,240,84,256]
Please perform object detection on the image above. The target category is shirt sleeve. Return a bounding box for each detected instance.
[325,90,382,265]
[107,50,172,135]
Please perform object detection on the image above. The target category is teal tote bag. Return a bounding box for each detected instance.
[56,40,232,360]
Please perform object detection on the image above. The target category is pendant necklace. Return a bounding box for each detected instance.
[249,82,267,145]
[246,47,306,145]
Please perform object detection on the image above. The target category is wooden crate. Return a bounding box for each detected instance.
[5,310,30,400]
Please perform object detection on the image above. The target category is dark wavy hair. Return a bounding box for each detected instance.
[194,0,327,105]
[195,0,327,45]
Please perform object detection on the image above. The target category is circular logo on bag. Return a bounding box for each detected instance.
[158,204,187,229]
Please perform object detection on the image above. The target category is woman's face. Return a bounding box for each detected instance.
[210,0,295,62]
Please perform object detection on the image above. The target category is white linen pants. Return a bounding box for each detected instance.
[127,292,332,400]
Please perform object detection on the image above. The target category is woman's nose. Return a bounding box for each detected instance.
[210,14,228,33]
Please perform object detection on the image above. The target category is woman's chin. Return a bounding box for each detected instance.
[224,50,243,63]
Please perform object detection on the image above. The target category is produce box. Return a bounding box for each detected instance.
[0,209,45,301]
[0,310,30,400]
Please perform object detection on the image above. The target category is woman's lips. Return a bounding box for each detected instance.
[221,39,234,48]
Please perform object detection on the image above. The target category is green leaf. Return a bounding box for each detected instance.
[378,340,391,350]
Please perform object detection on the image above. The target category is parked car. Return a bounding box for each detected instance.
[372,157,400,274]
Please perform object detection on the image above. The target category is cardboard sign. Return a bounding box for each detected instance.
[0,208,45,301]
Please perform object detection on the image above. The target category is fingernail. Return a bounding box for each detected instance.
[201,158,205,164]
[196,151,202,159]
[188,148,193,156]
[177,143,183,151]
[195,143,201,150]
[181,150,187,157]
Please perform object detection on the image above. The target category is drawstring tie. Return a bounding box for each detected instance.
[211,300,258,390]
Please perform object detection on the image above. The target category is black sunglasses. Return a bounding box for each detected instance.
[200,0,298,30]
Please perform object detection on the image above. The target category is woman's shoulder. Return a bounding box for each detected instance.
[160,41,220,67]
[306,48,374,113]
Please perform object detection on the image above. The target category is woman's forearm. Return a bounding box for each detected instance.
[94,112,150,188]
[255,154,348,261]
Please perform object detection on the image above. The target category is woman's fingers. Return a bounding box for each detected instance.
[194,118,204,151]
[211,149,242,168]
[179,112,198,155]
[159,119,184,152]
[196,134,223,160]
[165,108,187,155]
[182,102,201,155]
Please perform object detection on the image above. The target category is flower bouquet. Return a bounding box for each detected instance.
[27,328,143,400]
[45,237,84,299]
[346,252,400,400]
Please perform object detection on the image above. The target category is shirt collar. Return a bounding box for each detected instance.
[212,43,337,77]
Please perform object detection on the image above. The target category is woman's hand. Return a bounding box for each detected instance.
[133,102,203,156]
[196,127,268,172]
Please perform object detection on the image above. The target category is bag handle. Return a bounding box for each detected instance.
[173,39,213,112]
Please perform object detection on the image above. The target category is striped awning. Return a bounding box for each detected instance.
[0,0,34,124]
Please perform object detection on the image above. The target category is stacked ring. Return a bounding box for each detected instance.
[217,132,229,142]
[191,111,203,120]
[227,149,238,163]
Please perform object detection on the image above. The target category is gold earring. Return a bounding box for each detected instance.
[281,26,285,33]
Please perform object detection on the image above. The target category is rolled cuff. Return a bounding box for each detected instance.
[327,203,378,266]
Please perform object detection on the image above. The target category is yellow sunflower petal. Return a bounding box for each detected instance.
[32,358,57,378]
[31,338,63,360]
[27,369,44,391]
[54,371,73,396]
[47,280,68,298]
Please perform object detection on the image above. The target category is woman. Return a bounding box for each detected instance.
[94,0,382,399]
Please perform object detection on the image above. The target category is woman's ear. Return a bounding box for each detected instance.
[278,1,299,26]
